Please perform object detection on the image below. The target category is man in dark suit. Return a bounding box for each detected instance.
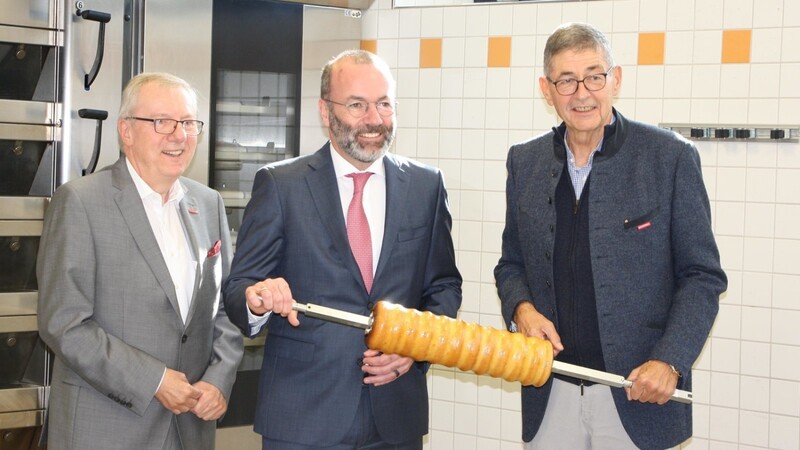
[37,73,243,450]
[223,50,462,449]
[494,23,727,450]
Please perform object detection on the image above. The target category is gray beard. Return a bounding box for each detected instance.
[329,109,395,164]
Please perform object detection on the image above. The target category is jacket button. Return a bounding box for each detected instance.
[545,280,552,288]
[545,251,551,260]
[181,335,188,343]
[550,224,555,232]
[548,197,552,204]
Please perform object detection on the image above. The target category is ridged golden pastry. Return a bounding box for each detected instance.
[365,301,553,387]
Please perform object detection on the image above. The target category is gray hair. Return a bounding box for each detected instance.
[320,50,395,100]
[118,72,198,119]
[543,23,615,76]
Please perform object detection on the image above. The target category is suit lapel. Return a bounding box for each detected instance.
[306,145,367,292]
[178,188,203,327]
[374,154,409,288]
[111,158,182,320]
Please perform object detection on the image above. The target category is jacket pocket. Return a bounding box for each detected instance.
[264,333,316,362]
[623,207,660,230]
[398,224,428,242]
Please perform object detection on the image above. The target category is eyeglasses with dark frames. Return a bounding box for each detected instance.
[126,117,204,136]
[546,66,615,96]
[323,99,396,118]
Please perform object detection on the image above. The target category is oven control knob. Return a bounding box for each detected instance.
[15,44,26,60]
[13,141,24,156]
[6,336,17,347]
[3,431,17,443]
[9,237,21,252]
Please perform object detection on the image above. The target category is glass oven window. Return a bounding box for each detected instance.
[212,69,297,247]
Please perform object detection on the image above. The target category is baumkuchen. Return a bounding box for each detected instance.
[365,301,553,387]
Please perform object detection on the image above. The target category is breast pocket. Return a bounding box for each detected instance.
[397,224,429,242]
[623,207,660,231]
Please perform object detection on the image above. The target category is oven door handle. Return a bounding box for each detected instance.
[77,9,112,90]
[78,108,108,176]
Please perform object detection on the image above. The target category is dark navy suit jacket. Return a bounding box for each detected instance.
[223,144,462,446]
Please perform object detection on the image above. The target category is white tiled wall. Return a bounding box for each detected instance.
[299,0,800,447]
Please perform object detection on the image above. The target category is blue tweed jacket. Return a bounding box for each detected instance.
[495,110,727,450]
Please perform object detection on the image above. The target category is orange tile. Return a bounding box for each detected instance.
[360,40,377,54]
[420,38,442,68]
[488,37,512,68]
[722,29,751,63]
[638,32,665,65]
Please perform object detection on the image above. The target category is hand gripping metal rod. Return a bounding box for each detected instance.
[551,361,692,404]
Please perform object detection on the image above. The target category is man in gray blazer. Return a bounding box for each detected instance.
[223,50,462,449]
[37,72,243,450]
[495,23,727,449]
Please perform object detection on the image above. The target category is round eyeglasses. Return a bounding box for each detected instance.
[323,99,396,118]
[126,117,204,136]
[546,66,615,96]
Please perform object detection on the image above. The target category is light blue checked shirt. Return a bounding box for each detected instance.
[564,116,615,199]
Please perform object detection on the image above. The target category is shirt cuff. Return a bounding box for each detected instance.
[247,307,270,335]
[155,367,166,394]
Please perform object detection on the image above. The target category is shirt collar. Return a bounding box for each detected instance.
[329,144,386,179]
[563,114,616,163]
[125,157,185,205]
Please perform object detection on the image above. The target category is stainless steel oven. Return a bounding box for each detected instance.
[0,221,48,450]
[1,2,59,448]
[0,1,59,447]
[0,202,49,450]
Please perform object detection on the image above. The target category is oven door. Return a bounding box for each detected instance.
[0,162,50,450]
[0,221,47,450]
[0,22,61,106]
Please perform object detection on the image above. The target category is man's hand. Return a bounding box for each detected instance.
[626,360,679,405]
[245,277,299,326]
[155,368,202,414]
[361,349,414,387]
[190,381,228,421]
[513,302,564,356]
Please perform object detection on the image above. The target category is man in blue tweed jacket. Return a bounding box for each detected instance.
[495,23,727,450]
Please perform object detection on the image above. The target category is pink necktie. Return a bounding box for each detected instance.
[346,172,374,293]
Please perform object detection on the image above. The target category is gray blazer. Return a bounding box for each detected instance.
[37,157,243,450]
[495,111,727,450]
[223,144,462,447]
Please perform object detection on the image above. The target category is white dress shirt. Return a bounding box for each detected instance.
[126,159,196,324]
[330,147,386,272]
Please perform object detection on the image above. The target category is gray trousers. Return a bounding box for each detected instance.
[525,378,640,450]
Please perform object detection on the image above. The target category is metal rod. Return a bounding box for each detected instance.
[292,302,372,331]
[292,302,693,403]
[551,361,692,404]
